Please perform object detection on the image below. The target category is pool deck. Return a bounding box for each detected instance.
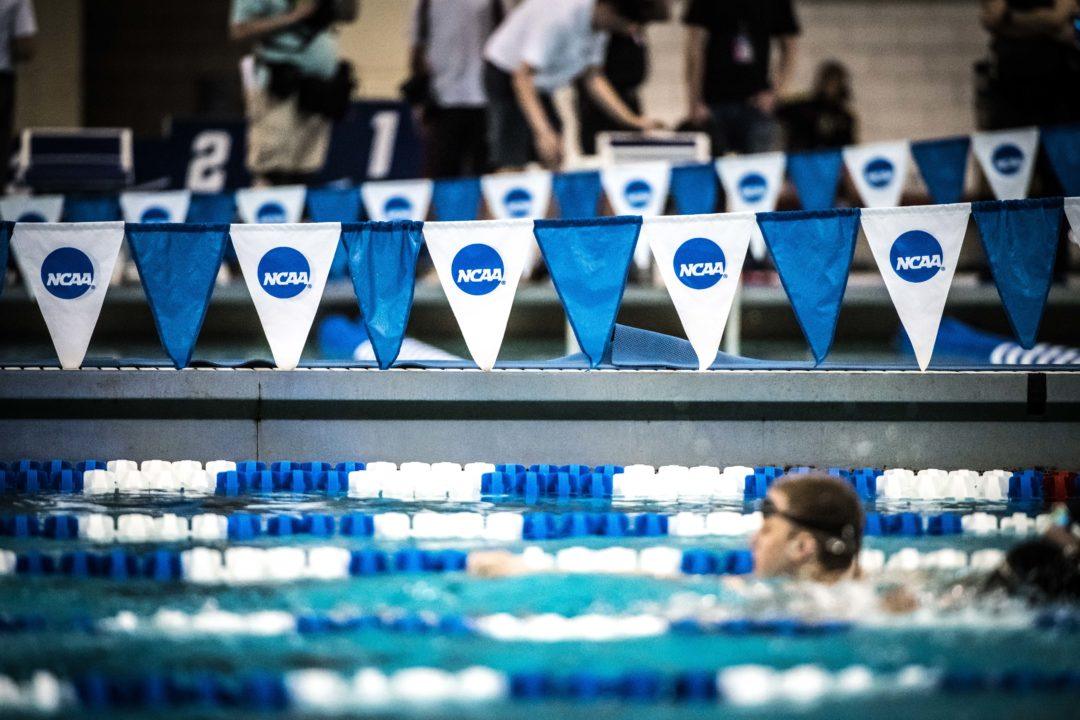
[1,368,1078,468]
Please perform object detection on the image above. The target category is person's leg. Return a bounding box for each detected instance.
[707,103,735,156]
[290,98,332,179]
[0,72,15,190]
[741,104,781,154]
[245,84,300,185]
[483,62,531,171]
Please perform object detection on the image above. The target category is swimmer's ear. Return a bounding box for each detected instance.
[787,531,817,563]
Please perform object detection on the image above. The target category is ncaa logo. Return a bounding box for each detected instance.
[863,157,895,189]
[503,188,533,218]
[140,205,171,223]
[890,230,944,283]
[451,243,504,296]
[256,201,287,223]
[17,211,46,223]
[623,179,653,210]
[738,173,768,204]
[673,237,726,290]
[991,143,1024,176]
[258,246,311,299]
[41,247,95,300]
[383,195,413,220]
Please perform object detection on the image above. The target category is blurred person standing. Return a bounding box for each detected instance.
[777,60,857,152]
[483,0,663,171]
[406,0,502,178]
[231,0,355,186]
[0,0,35,189]
[683,0,799,155]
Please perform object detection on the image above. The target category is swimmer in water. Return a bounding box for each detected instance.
[984,503,1080,603]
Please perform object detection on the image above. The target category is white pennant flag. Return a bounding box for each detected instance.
[1064,196,1080,248]
[423,219,531,370]
[601,161,672,271]
[0,195,64,223]
[843,141,910,209]
[235,185,307,224]
[119,190,192,224]
[360,179,433,221]
[861,204,970,371]
[972,127,1039,200]
[230,223,340,369]
[716,152,785,260]
[11,222,125,369]
[480,171,552,277]
[644,213,754,370]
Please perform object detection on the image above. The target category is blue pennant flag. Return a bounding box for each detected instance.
[1041,123,1080,196]
[340,221,424,369]
[758,208,861,364]
[972,198,1062,349]
[911,136,970,205]
[787,150,843,211]
[307,186,361,222]
[534,216,641,367]
[0,221,11,297]
[553,170,602,219]
[669,163,719,215]
[63,194,121,222]
[432,177,482,221]
[187,192,236,223]
[126,223,228,368]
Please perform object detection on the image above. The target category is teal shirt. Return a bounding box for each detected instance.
[231,0,339,79]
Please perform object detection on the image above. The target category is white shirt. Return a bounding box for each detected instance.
[410,0,494,107]
[484,0,608,92]
[0,0,34,72]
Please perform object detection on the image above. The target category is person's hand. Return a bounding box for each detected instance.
[688,102,712,127]
[290,0,320,23]
[535,128,564,169]
[750,90,777,115]
[634,117,667,132]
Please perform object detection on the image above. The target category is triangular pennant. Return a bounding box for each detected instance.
[340,221,424,369]
[910,136,970,205]
[716,152,786,260]
[63,195,121,222]
[1065,197,1080,248]
[480,171,553,220]
[787,150,843,211]
[972,198,1062,349]
[1042,124,1080,196]
[306,186,361,222]
[972,127,1039,200]
[533,216,641,368]
[842,141,910,208]
[359,179,433,222]
[119,190,192,224]
[235,185,307,224]
[0,221,10,297]
[11,222,125,368]
[601,162,671,271]
[126,223,228,368]
[432,177,482,221]
[188,192,236,224]
[669,163,719,216]
[642,214,754,370]
[758,209,861,364]
[861,204,970,370]
[230,223,340,369]
[423,219,531,370]
[0,195,64,223]
[552,170,602,219]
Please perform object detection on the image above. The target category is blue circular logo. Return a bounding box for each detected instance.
[503,188,533,218]
[673,237,727,290]
[738,173,768,204]
[451,243,504,296]
[863,157,895,189]
[383,196,413,220]
[256,201,287,224]
[257,246,311,299]
[890,230,944,283]
[40,247,95,300]
[624,179,653,210]
[992,143,1024,176]
[139,205,171,223]
[17,211,46,223]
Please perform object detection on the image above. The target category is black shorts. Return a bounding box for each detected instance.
[483,61,561,169]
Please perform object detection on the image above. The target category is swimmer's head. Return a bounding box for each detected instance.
[751,473,864,582]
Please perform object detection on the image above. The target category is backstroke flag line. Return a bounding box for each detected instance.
[861,203,971,371]
[119,190,192,224]
[481,170,552,278]
[236,185,307,224]
[910,137,971,206]
[601,161,672,271]
[972,127,1039,201]
[359,179,434,222]
[12,222,125,369]
[643,213,754,370]
[424,219,532,370]
[716,152,786,260]
[230,222,340,370]
[843,141,910,209]
[0,194,64,223]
